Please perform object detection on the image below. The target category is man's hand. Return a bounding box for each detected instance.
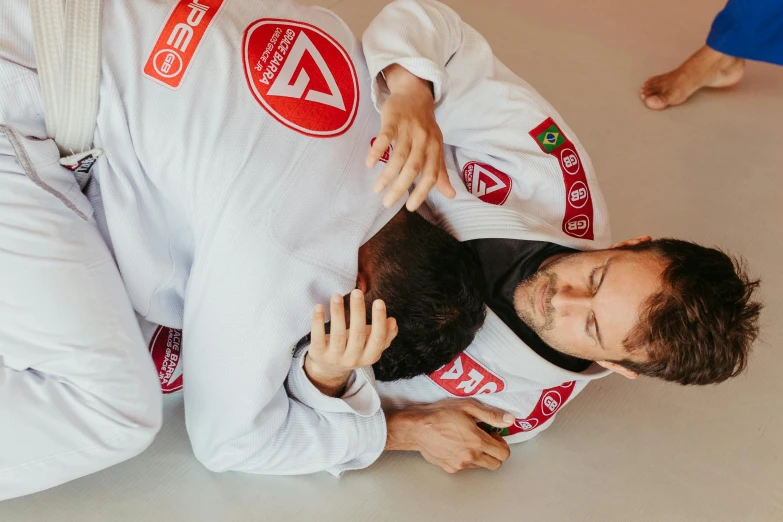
[304,290,397,397]
[385,399,515,473]
[366,64,456,212]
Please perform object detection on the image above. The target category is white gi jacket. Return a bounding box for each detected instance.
[364,0,613,442]
[138,0,615,457]
[0,0,401,485]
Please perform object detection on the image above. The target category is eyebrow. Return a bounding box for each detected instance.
[592,258,612,350]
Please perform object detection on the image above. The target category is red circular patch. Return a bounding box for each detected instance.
[541,390,563,417]
[242,19,359,137]
[567,180,589,209]
[148,326,184,394]
[559,147,580,175]
[564,214,591,238]
[461,161,513,206]
[514,418,539,432]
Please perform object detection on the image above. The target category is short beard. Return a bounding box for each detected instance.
[515,270,558,334]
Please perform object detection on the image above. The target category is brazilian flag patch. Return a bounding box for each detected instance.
[536,125,566,153]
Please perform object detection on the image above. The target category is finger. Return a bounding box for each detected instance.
[310,304,327,354]
[373,126,408,194]
[344,289,368,363]
[406,140,441,211]
[379,130,412,207]
[471,454,504,471]
[329,294,347,354]
[478,430,511,462]
[384,316,398,348]
[360,300,390,365]
[460,398,515,427]
[387,131,427,209]
[435,157,456,200]
[367,129,394,171]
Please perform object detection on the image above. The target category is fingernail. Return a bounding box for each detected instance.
[503,414,515,424]
[332,294,341,304]
[314,304,324,314]
[372,184,383,194]
[374,300,384,310]
[352,289,363,299]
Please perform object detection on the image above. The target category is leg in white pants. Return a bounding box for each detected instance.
[0,127,162,501]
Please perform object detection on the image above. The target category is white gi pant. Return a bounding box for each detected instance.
[0,127,162,501]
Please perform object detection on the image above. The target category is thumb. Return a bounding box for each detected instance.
[461,399,515,428]
[435,166,456,199]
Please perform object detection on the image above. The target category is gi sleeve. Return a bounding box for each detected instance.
[286,344,381,417]
[181,223,386,477]
[0,127,162,501]
[363,0,611,249]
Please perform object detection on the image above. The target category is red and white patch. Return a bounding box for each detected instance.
[242,19,359,137]
[529,118,595,240]
[428,353,506,397]
[567,181,589,209]
[559,147,580,175]
[143,0,225,89]
[506,381,576,435]
[461,161,513,206]
[370,137,393,163]
[564,214,591,237]
[148,326,184,394]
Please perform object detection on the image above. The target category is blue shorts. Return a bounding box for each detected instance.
[707,0,783,66]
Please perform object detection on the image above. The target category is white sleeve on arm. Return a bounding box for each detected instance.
[286,344,381,417]
[363,0,611,248]
[0,128,162,501]
[362,0,463,108]
[181,230,386,477]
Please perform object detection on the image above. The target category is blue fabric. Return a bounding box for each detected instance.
[707,0,783,66]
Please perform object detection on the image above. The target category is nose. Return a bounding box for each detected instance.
[550,286,592,314]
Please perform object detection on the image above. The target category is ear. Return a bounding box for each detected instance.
[596,360,639,380]
[610,236,652,249]
[356,271,369,294]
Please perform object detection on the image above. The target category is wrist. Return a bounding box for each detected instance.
[384,408,420,451]
[303,356,351,398]
[382,63,434,99]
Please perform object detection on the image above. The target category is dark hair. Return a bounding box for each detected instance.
[613,239,762,385]
[365,211,486,381]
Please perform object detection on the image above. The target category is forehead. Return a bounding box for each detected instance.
[592,250,667,354]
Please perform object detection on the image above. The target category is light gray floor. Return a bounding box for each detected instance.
[3,0,782,520]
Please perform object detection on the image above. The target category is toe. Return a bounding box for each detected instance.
[644,94,669,110]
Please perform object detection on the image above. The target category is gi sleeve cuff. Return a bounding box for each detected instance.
[287,346,382,418]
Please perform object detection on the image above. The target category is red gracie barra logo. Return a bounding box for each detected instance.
[428,353,506,396]
[143,0,225,89]
[242,19,359,137]
[148,326,184,394]
[507,381,575,436]
[462,162,513,206]
[529,118,595,240]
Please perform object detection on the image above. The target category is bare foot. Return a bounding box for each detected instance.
[640,46,746,110]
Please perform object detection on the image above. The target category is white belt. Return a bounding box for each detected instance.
[30,0,104,181]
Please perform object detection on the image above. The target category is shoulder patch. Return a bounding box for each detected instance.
[461,161,513,206]
[529,118,595,240]
[148,326,184,394]
[482,381,576,437]
[143,0,225,90]
[428,352,506,396]
[242,19,359,138]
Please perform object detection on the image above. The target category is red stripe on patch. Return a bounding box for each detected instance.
[428,353,506,396]
[505,381,576,435]
[148,326,184,394]
[529,118,595,240]
[143,0,225,90]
